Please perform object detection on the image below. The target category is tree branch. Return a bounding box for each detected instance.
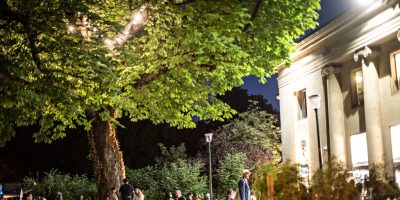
[242,0,263,32]
[133,68,169,89]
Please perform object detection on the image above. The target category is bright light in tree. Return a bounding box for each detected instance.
[104,39,114,48]
[115,36,124,45]
[67,25,75,33]
[356,0,374,6]
[133,13,144,25]
[103,4,147,54]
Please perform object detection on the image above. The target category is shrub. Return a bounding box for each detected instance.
[252,161,400,200]
[365,164,400,199]
[216,153,246,199]
[252,162,308,200]
[23,169,97,200]
[309,163,357,200]
[126,166,159,199]
[126,144,207,199]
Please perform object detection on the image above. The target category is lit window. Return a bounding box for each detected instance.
[391,124,400,188]
[350,132,369,184]
[391,125,400,163]
[350,133,368,167]
[390,51,400,90]
[296,89,307,120]
[352,68,364,107]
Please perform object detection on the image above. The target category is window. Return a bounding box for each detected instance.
[390,51,400,91]
[391,124,400,188]
[351,68,364,107]
[391,125,400,163]
[296,89,307,120]
[350,133,368,167]
[350,132,369,184]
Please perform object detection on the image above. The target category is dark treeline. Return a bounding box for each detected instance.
[0,87,277,180]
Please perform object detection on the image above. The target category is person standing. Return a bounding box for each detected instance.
[133,188,144,200]
[119,179,134,200]
[193,194,201,200]
[175,190,186,200]
[55,192,63,200]
[187,192,193,200]
[204,193,210,200]
[238,169,251,200]
[249,191,256,200]
[226,189,234,200]
[26,192,33,200]
[110,187,118,200]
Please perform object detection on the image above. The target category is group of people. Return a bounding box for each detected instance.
[15,169,254,200]
[6,169,254,200]
[164,169,256,200]
[119,169,256,200]
[164,190,199,200]
[118,179,144,200]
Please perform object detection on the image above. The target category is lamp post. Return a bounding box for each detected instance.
[205,133,214,200]
[309,94,323,170]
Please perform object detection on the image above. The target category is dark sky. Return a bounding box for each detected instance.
[241,0,355,111]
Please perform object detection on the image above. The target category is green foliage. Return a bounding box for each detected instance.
[0,0,320,146]
[126,144,207,199]
[216,153,246,199]
[252,161,400,200]
[223,102,282,163]
[23,169,97,200]
[155,143,187,164]
[158,159,207,196]
[125,166,159,199]
[252,162,307,200]
[209,102,281,173]
[309,163,358,200]
[364,165,400,199]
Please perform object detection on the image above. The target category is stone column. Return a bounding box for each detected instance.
[322,65,348,166]
[355,46,385,166]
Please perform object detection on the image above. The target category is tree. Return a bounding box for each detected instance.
[0,0,319,198]
[200,102,281,174]
[216,153,246,199]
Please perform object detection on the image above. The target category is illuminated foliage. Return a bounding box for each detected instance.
[0,0,319,197]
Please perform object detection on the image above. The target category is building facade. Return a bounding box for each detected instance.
[278,1,400,184]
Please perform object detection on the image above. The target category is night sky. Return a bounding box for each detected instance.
[241,0,355,111]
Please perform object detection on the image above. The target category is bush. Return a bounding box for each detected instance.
[309,163,357,200]
[216,153,246,199]
[252,162,307,200]
[365,165,400,199]
[126,144,207,199]
[23,169,97,200]
[159,159,207,196]
[126,166,159,199]
[252,161,400,200]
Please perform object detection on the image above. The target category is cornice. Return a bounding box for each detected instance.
[278,3,400,88]
[294,2,387,59]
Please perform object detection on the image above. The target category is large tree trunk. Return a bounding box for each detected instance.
[87,109,125,200]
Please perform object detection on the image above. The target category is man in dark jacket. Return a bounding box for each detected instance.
[119,179,134,200]
[238,169,251,200]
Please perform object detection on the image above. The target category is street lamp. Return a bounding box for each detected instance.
[205,133,214,200]
[309,94,323,170]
